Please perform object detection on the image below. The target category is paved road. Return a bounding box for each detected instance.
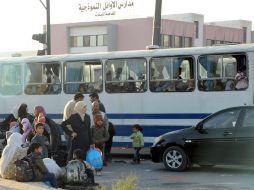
[0,156,254,190]
[96,158,254,190]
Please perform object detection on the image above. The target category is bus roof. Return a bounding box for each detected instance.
[1,43,254,63]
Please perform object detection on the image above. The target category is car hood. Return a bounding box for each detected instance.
[160,127,194,139]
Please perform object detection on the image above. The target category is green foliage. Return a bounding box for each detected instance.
[96,175,138,190]
[112,175,137,190]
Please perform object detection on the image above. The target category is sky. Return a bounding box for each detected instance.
[0,0,254,52]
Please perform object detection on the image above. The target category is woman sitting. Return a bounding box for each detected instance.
[0,133,28,179]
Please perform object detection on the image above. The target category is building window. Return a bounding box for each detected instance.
[243,27,247,43]
[174,36,183,48]
[83,36,90,47]
[103,34,108,46]
[90,36,96,46]
[70,34,108,47]
[97,35,104,46]
[164,35,169,47]
[184,37,192,47]
[194,21,199,38]
[70,36,83,47]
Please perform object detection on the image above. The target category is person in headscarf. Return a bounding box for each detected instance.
[33,105,46,118]
[33,106,50,134]
[91,101,109,167]
[0,133,28,179]
[21,118,32,143]
[17,103,34,132]
[61,101,94,161]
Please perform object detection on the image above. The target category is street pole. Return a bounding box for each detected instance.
[39,0,51,55]
[152,0,162,46]
[46,0,51,55]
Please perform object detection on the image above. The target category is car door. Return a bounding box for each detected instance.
[187,108,242,164]
[234,107,254,164]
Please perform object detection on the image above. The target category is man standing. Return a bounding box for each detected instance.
[89,92,106,113]
[63,92,84,121]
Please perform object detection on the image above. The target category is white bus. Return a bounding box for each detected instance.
[0,44,253,147]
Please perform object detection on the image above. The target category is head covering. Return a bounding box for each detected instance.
[74,101,87,121]
[18,103,28,120]
[34,105,46,117]
[21,118,32,143]
[0,133,23,177]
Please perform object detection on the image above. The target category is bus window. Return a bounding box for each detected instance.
[0,63,23,95]
[105,58,147,93]
[198,54,247,91]
[149,56,194,92]
[25,62,61,95]
[64,60,102,94]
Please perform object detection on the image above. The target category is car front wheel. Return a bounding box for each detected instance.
[162,146,188,171]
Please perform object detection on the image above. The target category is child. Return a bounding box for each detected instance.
[27,142,58,188]
[130,124,144,164]
[91,113,109,171]
[31,123,49,158]
[73,149,96,185]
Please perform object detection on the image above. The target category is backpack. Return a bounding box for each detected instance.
[14,156,34,182]
[65,160,87,185]
[86,148,103,170]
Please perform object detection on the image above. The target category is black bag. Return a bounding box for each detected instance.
[52,149,68,167]
[15,156,34,182]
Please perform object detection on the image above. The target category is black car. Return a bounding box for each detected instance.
[150,106,254,171]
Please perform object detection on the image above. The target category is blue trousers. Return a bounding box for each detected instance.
[133,147,141,163]
[43,173,58,188]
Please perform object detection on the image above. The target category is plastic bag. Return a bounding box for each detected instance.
[43,158,63,179]
[86,147,103,170]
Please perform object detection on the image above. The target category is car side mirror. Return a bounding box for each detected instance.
[195,122,203,130]
[195,123,207,134]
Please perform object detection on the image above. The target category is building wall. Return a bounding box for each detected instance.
[204,25,243,45]
[50,15,253,55]
[207,20,252,43]
[162,13,204,47]
[51,24,69,55]
[113,18,153,51]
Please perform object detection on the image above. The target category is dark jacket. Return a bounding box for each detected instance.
[28,152,49,181]
[91,126,109,145]
[98,101,106,113]
[62,113,93,159]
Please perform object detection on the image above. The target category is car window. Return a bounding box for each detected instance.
[241,108,254,128]
[203,109,241,129]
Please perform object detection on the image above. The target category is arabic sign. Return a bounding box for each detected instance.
[78,0,135,17]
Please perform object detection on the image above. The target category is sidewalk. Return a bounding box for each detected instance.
[0,148,151,190]
[111,147,150,156]
[0,178,57,190]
